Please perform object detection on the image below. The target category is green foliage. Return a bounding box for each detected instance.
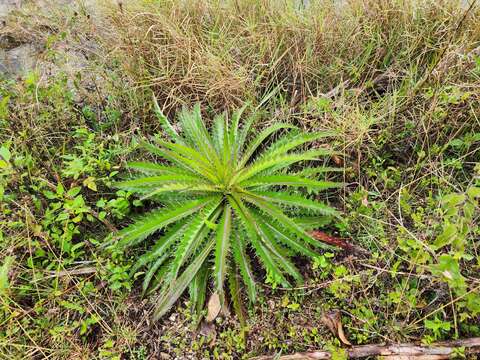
[0,256,14,297]
[110,98,342,320]
[429,186,480,320]
[424,316,451,342]
[2,0,480,357]
[61,128,114,180]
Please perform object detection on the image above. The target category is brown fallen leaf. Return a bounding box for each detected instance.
[310,230,354,251]
[199,320,217,347]
[206,292,221,322]
[310,230,369,255]
[321,310,352,346]
[332,154,343,166]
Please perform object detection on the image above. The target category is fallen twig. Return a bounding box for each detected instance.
[45,266,97,278]
[251,337,480,359]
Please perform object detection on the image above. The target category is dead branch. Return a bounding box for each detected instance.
[251,337,480,360]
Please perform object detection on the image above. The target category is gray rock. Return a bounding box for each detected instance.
[0,0,21,19]
[0,43,37,76]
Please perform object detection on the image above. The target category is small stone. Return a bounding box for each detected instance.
[0,44,37,77]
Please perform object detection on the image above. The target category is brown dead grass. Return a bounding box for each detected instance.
[106,0,480,117]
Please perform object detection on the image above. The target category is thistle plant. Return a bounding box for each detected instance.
[108,97,342,321]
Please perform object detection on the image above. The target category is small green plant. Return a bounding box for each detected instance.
[106,98,342,320]
[424,316,452,342]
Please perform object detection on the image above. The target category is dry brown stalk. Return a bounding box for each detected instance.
[251,337,480,360]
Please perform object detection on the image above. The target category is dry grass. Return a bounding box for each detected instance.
[107,0,479,114]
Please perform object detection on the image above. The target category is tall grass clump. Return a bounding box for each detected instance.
[108,0,480,115]
[107,1,480,185]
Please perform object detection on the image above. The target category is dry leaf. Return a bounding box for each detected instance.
[310,231,369,256]
[199,321,217,347]
[199,320,216,337]
[310,230,354,251]
[206,292,221,322]
[321,310,352,346]
[332,154,343,166]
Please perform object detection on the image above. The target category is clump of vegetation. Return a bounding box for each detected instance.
[109,98,341,321]
[1,0,479,358]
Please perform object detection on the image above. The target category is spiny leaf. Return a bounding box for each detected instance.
[263,219,318,258]
[169,198,222,280]
[214,204,232,295]
[114,175,206,189]
[141,140,218,182]
[238,122,296,168]
[229,103,249,162]
[234,149,336,183]
[126,162,190,175]
[189,261,209,320]
[236,111,259,158]
[294,166,344,178]
[252,191,340,216]
[152,94,184,144]
[139,183,221,201]
[145,263,172,296]
[229,194,289,287]
[109,197,215,249]
[256,216,303,284]
[212,114,226,155]
[154,139,212,169]
[129,219,188,276]
[242,175,343,191]
[178,104,218,164]
[293,216,334,230]
[257,131,337,161]
[231,231,256,303]
[228,265,247,327]
[142,253,170,296]
[241,193,337,251]
[153,237,215,321]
